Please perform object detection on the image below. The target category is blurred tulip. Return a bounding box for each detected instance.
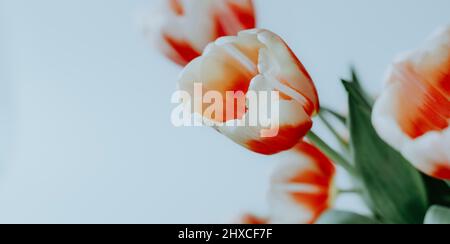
[150,0,256,66]
[269,141,336,224]
[178,29,319,155]
[372,25,450,180]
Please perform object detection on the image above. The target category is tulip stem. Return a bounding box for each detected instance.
[446,180,450,188]
[307,131,356,176]
[318,112,349,151]
[320,107,347,124]
[338,188,362,194]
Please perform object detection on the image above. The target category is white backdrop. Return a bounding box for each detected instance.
[0,0,449,223]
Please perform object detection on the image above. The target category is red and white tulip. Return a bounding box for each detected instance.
[150,0,256,66]
[269,142,336,224]
[372,26,450,180]
[178,29,319,155]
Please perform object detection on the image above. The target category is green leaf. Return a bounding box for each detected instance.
[424,206,450,224]
[350,67,374,106]
[344,79,428,224]
[316,210,381,224]
[342,79,372,113]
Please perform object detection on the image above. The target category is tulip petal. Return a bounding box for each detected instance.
[402,129,450,179]
[178,38,258,122]
[150,0,256,66]
[257,30,319,114]
[269,142,335,224]
[218,75,313,155]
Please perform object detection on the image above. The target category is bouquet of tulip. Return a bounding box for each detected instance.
[147,0,450,224]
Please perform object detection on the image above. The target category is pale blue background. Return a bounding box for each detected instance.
[0,0,449,223]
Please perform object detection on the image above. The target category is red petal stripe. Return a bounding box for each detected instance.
[291,192,331,224]
[433,164,450,180]
[396,62,450,138]
[240,215,267,225]
[163,34,202,66]
[226,1,256,30]
[169,0,184,16]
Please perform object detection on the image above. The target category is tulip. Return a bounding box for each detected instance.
[269,141,336,224]
[372,26,450,180]
[151,0,256,66]
[178,29,319,155]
